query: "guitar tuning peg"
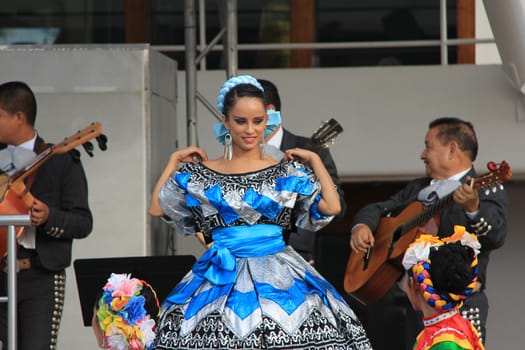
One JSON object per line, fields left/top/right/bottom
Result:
{"left": 485, "top": 189, "right": 490, "bottom": 196}
{"left": 492, "top": 187, "right": 498, "bottom": 193}
{"left": 82, "top": 141, "right": 94, "bottom": 157}
{"left": 96, "top": 134, "right": 108, "bottom": 151}
{"left": 487, "top": 161, "right": 498, "bottom": 171}
{"left": 71, "top": 149, "right": 81, "bottom": 161}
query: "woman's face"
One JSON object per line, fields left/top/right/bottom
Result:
{"left": 222, "top": 97, "right": 267, "bottom": 154}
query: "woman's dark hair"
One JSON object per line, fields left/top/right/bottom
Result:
{"left": 222, "top": 83, "right": 266, "bottom": 117}
{"left": 429, "top": 241, "right": 474, "bottom": 295}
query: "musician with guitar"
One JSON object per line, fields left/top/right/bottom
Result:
{"left": 0, "top": 81, "right": 93, "bottom": 350}
{"left": 348, "top": 117, "right": 507, "bottom": 347}
{"left": 258, "top": 79, "right": 346, "bottom": 264}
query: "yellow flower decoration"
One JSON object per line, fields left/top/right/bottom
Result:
{"left": 111, "top": 296, "right": 130, "bottom": 311}
{"left": 441, "top": 225, "right": 467, "bottom": 243}
{"left": 442, "top": 225, "right": 481, "bottom": 255}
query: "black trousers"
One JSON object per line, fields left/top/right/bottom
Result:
{"left": 0, "top": 268, "right": 66, "bottom": 350}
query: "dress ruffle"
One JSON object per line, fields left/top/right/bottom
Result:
{"left": 158, "top": 161, "right": 333, "bottom": 236}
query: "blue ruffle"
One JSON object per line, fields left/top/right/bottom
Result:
{"left": 310, "top": 193, "right": 329, "bottom": 221}
{"left": 175, "top": 172, "right": 190, "bottom": 189}
{"left": 276, "top": 175, "right": 313, "bottom": 195}
{"left": 243, "top": 188, "right": 282, "bottom": 219}
{"left": 226, "top": 289, "right": 259, "bottom": 320}
{"left": 255, "top": 280, "right": 307, "bottom": 315}
{"left": 206, "top": 184, "right": 240, "bottom": 224}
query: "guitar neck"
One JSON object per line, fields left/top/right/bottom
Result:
{"left": 9, "top": 147, "right": 54, "bottom": 184}
{"left": 400, "top": 192, "right": 454, "bottom": 235}
{"left": 8, "top": 122, "right": 104, "bottom": 185}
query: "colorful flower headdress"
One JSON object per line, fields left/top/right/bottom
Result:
{"left": 401, "top": 225, "right": 481, "bottom": 311}
{"left": 96, "top": 273, "right": 160, "bottom": 350}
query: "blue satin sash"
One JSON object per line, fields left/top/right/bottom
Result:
{"left": 164, "top": 224, "right": 284, "bottom": 306}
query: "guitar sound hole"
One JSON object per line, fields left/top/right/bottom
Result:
{"left": 392, "top": 227, "right": 403, "bottom": 243}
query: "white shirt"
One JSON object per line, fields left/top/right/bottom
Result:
{"left": 432, "top": 168, "right": 471, "bottom": 184}
{"left": 266, "top": 125, "right": 284, "bottom": 149}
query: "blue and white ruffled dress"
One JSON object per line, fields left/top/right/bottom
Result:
{"left": 154, "top": 161, "right": 372, "bottom": 349}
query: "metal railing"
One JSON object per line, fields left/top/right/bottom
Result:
{"left": 0, "top": 214, "right": 31, "bottom": 350}
{"left": 151, "top": 0, "right": 496, "bottom": 70}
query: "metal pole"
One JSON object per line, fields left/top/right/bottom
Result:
{"left": 0, "top": 214, "right": 31, "bottom": 350}
{"left": 153, "top": 37, "right": 495, "bottom": 54}
{"left": 198, "top": 0, "right": 206, "bottom": 71}
{"left": 440, "top": 0, "right": 448, "bottom": 65}
{"left": 185, "top": 0, "right": 199, "bottom": 146}
{"left": 224, "top": 0, "right": 238, "bottom": 78}
{"left": 7, "top": 224, "right": 17, "bottom": 350}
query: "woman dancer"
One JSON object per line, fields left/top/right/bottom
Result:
{"left": 149, "top": 75, "right": 372, "bottom": 349}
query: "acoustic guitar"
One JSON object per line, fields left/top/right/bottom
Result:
{"left": 344, "top": 161, "right": 512, "bottom": 305}
{"left": 0, "top": 122, "right": 107, "bottom": 257}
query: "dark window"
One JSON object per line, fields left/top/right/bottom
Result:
{"left": 0, "top": 0, "right": 459, "bottom": 69}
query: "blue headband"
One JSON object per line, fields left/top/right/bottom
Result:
{"left": 216, "top": 75, "right": 264, "bottom": 113}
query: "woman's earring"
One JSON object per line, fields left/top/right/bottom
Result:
{"left": 223, "top": 132, "right": 232, "bottom": 160}
{"left": 260, "top": 136, "right": 266, "bottom": 160}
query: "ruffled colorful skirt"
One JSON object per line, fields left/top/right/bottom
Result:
{"left": 153, "top": 226, "right": 371, "bottom": 349}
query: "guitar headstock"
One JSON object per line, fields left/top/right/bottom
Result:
{"left": 9, "top": 122, "right": 107, "bottom": 184}
{"left": 53, "top": 122, "right": 107, "bottom": 156}
{"left": 473, "top": 161, "right": 512, "bottom": 194}
{"left": 310, "top": 118, "right": 343, "bottom": 148}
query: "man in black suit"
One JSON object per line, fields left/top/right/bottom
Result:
{"left": 0, "top": 81, "right": 93, "bottom": 350}
{"left": 350, "top": 117, "right": 507, "bottom": 347}
{"left": 258, "top": 79, "right": 346, "bottom": 263}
